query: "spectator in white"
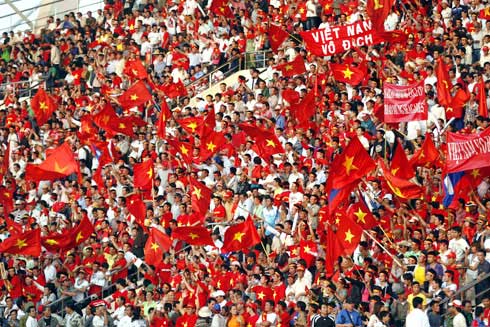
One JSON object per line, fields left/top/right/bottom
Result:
{"left": 289, "top": 182, "right": 304, "bottom": 212}
{"left": 148, "top": 25, "right": 162, "bottom": 46}
{"left": 255, "top": 300, "right": 277, "bottom": 326}
{"left": 448, "top": 300, "right": 468, "bottom": 327}
{"left": 64, "top": 302, "right": 83, "bottom": 327}
{"left": 188, "top": 45, "right": 202, "bottom": 68}
{"left": 25, "top": 307, "right": 38, "bottom": 327}
{"left": 73, "top": 269, "right": 90, "bottom": 303}
{"left": 290, "top": 265, "right": 312, "bottom": 303}
{"left": 43, "top": 256, "right": 57, "bottom": 283}
{"left": 50, "top": 43, "right": 61, "bottom": 66}
{"left": 440, "top": 0, "right": 452, "bottom": 27}
{"left": 92, "top": 303, "right": 109, "bottom": 327}
{"left": 117, "top": 305, "right": 133, "bottom": 327}
{"left": 405, "top": 297, "right": 430, "bottom": 327}
{"left": 449, "top": 226, "right": 470, "bottom": 263}
{"left": 233, "top": 193, "right": 253, "bottom": 220}
{"left": 182, "top": 0, "right": 199, "bottom": 16}
{"left": 384, "top": 10, "right": 399, "bottom": 31}
{"left": 140, "top": 35, "right": 152, "bottom": 57}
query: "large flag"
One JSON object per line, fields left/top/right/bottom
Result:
{"left": 326, "top": 137, "right": 376, "bottom": 191}
{"left": 328, "top": 181, "right": 357, "bottom": 215}
{"left": 133, "top": 160, "right": 154, "bottom": 190}
{"left": 31, "top": 88, "right": 57, "bottom": 126}
{"left": 479, "top": 7, "right": 490, "bottom": 19}
{"left": 325, "top": 226, "right": 343, "bottom": 274}
{"left": 275, "top": 55, "right": 306, "bottom": 77}
{"left": 408, "top": 133, "right": 439, "bottom": 168}
{"left": 366, "top": 0, "right": 393, "bottom": 31}
{"left": 70, "top": 215, "right": 95, "bottom": 248}
{"left": 347, "top": 200, "right": 378, "bottom": 229}
{"left": 446, "top": 87, "right": 470, "bottom": 120}
{"left": 209, "top": 0, "right": 234, "bottom": 18}
{"left": 126, "top": 194, "right": 148, "bottom": 227}
{"left": 145, "top": 228, "right": 171, "bottom": 265}
{"left": 435, "top": 58, "right": 452, "bottom": 108}
{"left": 25, "top": 143, "right": 80, "bottom": 181}
{"left": 446, "top": 127, "right": 490, "bottom": 173}
{"left": 118, "top": 81, "right": 152, "bottom": 109}
{"left": 0, "top": 229, "right": 41, "bottom": 257}
{"left": 156, "top": 100, "right": 172, "bottom": 139}
{"left": 189, "top": 178, "right": 212, "bottom": 215}
{"left": 238, "top": 123, "right": 285, "bottom": 161}
{"left": 293, "top": 91, "right": 316, "bottom": 125}
{"left": 177, "top": 116, "right": 204, "bottom": 135}
{"left": 383, "top": 81, "right": 428, "bottom": 122}
{"left": 172, "top": 226, "right": 214, "bottom": 246}
{"left": 162, "top": 80, "right": 188, "bottom": 98}
{"left": 330, "top": 63, "right": 366, "bottom": 85}
{"left": 166, "top": 139, "right": 194, "bottom": 164}
{"left": 390, "top": 139, "right": 415, "bottom": 180}
{"left": 268, "top": 24, "right": 289, "bottom": 52}
{"left": 222, "top": 217, "right": 261, "bottom": 253}
{"left": 43, "top": 215, "right": 95, "bottom": 251}
{"left": 380, "top": 160, "right": 423, "bottom": 199}
{"left": 199, "top": 131, "right": 227, "bottom": 161}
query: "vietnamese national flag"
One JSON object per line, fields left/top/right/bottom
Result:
{"left": 123, "top": 59, "right": 148, "bottom": 80}
{"left": 189, "top": 177, "right": 212, "bottom": 215}
{"left": 299, "top": 240, "right": 318, "bottom": 267}
{"left": 479, "top": 7, "right": 490, "bottom": 19}
{"left": 133, "top": 160, "right": 154, "bottom": 190}
{"left": 71, "top": 215, "right": 95, "bottom": 247}
{"left": 328, "top": 181, "right": 357, "bottom": 215}
{"left": 163, "top": 80, "right": 188, "bottom": 99}
{"left": 366, "top": 0, "right": 393, "bottom": 31}
{"left": 171, "top": 226, "right": 214, "bottom": 246}
{"left": 201, "top": 109, "right": 217, "bottom": 137}
{"left": 31, "top": 88, "right": 57, "bottom": 126}
{"left": 222, "top": 217, "right": 261, "bottom": 253}
{"left": 435, "top": 58, "right": 452, "bottom": 108}
{"left": 156, "top": 100, "right": 172, "bottom": 139}
{"left": 25, "top": 142, "right": 80, "bottom": 182}
{"left": 199, "top": 131, "right": 227, "bottom": 161}
{"left": 145, "top": 228, "right": 171, "bottom": 265}
{"left": 446, "top": 87, "right": 470, "bottom": 120}
{"left": 390, "top": 139, "right": 415, "bottom": 180}
{"left": 320, "top": 0, "right": 334, "bottom": 14}
{"left": 275, "top": 55, "right": 306, "bottom": 77}
{"left": 478, "top": 77, "right": 488, "bottom": 118}
{"left": 292, "top": 91, "right": 316, "bottom": 125}
{"left": 166, "top": 139, "right": 194, "bottom": 164}
{"left": 5, "top": 217, "right": 22, "bottom": 235}
{"left": 330, "top": 63, "right": 366, "bottom": 85}
{"left": 326, "top": 136, "right": 376, "bottom": 192}
{"left": 408, "top": 133, "right": 440, "bottom": 168}
{"left": 0, "top": 187, "right": 14, "bottom": 217}
{"left": 347, "top": 199, "right": 378, "bottom": 229}
{"left": 380, "top": 160, "right": 424, "bottom": 199}
{"left": 126, "top": 194, "right": 148, "bottom": 227}
{"left": 268, "top": 24, "right": 289, "bottom": 52}
{"left": 118, "top": 81, "right": 152, "bottom": 109}
{"left": 238, "top": 123, "right": 285, "bottom": 161}
{"left": 0, "top": 229, "right": 41, "bottom": 257}
{"left": 335, "top": 216, "right": 363, "bottom": 255}
{"left": 210, "top": 0, "right": 234, "bottom": 18}
{"left": 177, "top": 116, "right": 204, "bottom": 135}
{"left": 325, "top": 226, "right": 343, "bottom": 274}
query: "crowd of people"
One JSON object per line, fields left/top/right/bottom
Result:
{"left": 1, "top": 0, "right": 490, "bottom": 326}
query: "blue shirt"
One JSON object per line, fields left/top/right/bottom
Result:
{"left": 335, "top": 309, "right": 362, "bottom": 327}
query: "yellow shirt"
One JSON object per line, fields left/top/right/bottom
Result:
{"left": 407, "top": 293, "right": 426, "bottom": 311}
{"left": 413, "top": 265, "right": 426, "bottom": 285}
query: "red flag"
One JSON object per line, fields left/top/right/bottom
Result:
{"left": 171, "top": 52, "right": 190, "bottom": 70}
{"left": 347, "top": 200, "right": 377, "bottom": 229}
{"left": 320, "top": 0, "right": 334, "bottom": 14}
{"left": 390, "top": 139, "right": 415, "bottom": 179}
{"left": 71, "top": 215, "right": 95, "bottom": 247}
{"left": 479, "top": 7, "right": 490, "bottom": 19}
{"left": 326, "top": 136, "right": 376, "bottom": 191}
{"left": 199, "top": 131, "right": 227, "bottom": 161}
{"left": 166, "top": 139, "right": 194, "bottom": 164}
{"left": 366, "top": 0, "right": 393, "bottom": 31}
{"left": 222, "top": 218, "right": 261, "bottom": 253}
{"left": 172, "top": 226, "right": 214, "bottom": 246}
{"left": 210, "top": 0, "right": 234, "bottom": 18}
{"left": 177, "top": 116, "right": 204, "bottom": 135}
{"left": 325, "top": 226, "right": 343, "bottom": 274}
{"left": 275, "top": 55, "right": 306, "bottom": 77}
{"left": 238, "top": 123, "right": 285, "bottom": 161}
{"left": 201, "top": 109, "right": 216, "bottom": 137}
{"left": 328, "top": 181, "right": 357, "bottom": 215}
{"left": 330, "top": 63, "right": 366, "bottom": 85}
{"left": 5, "top": 217, "right": 22, "bottom": 235}
{"left": 163, "top": 80, "right": 188, "bottom": 98}
{"left": 25, "top": 143, "right": 80, "bottom": 182}
{"left": 299, "top": 240, "right": 318, "bottom": 267}
{"left": 113, "top": 0, "right": 123, "bottom": 18}
{"left": 435, "top": 58, "right": 452, "bottom": 108}
{"left": 124, "top": 59, "right": 148, "bottom": 80}
{"left": 380, "top": 160, "right": 424, "bottom": 199}
{"left": 133, "top": 160, "right": 154, "bottom": 190}
{"left": 0, "top": 143, "right": 10, "bottom": 179}
{"left": 268, "top": 24, "right": 289, "bottom": 52}
{"left": 189, "top": 177, "right": 212, "bottom": 215}
{"left": 126, "top": 194, "right": 147, "bottom": 227}
{"left": 157, "top": 100, "right": 172, "bottom": 139}
{"left": 292, "top": 91, "right": 316, "bottom": 125}
{"left": 478, "top": 77, "right": 488, "bottom": 118}
{"left": 118, "top": 81, "right": 152, "bottom": 109}
{"left": 335, "top": 216, "right": 363, "bottom": 255}
{"left": 409, "top": 133, "right": 440, "bottom": 168}
{"left": 31, "top": 88, "right": 56, "bottom": 126}
{"left": 145, "top": 228, "right": 171, "bottom": 265}
{"left": 0, "top": 229, "right": 41, "bottom": 257}
{"left": 376, "top": 30, "right": 408, "bottom": 44}
{"left": 446, "top": 87, "right": 470, "bottom": 120}
{"left": 43, "top": 215, "right": 94, "bottom": 251}
{"left": 0, "top": 187, "right": 14, "bottom": 217}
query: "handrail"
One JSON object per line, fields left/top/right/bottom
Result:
{"left": 439, "top": 270, "right": 490, "bottom": 307}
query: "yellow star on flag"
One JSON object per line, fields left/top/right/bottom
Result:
{"left": 354, "top": 208, "right": 367, "bottom": 224}
{"left": 266, "top": 139, "right": 276, "bottom": 147}
{"left": 151, "top": 242, "right": 159, "bottom": 252}
{"left": 233, "top": 231, "right": 245, "bottom": 242}
{"left": 146, "top": 167, "right": 153, "bottom": 179}
{"left": 16, "top": 239, "right": 27, "bottom": 249}
{"left": 485, "top": 7, "right": 490, "bottom": 16}
{"left": 76, "top": 232, "right": 84, "bottom": 243}
{"left": 189, "top": 233, "right": 199, "bottom": 240}
{"left": 187, "top": 122, "right": 198, "bottom": 132}
{"left": 130, "top": 94, "right": 138, "bottom": 101}
{"left": 54, "top": 161, "right": 68, "bottom": 174}
{"left": 391, "top": 167, "right": 400, "bottom": 176}
{"left": 101, "top": 115, "right": 110, "bottom": 125}
{"left": 257, "top": 291, "right": 265, "bottom": 300}
{"left": 303, "top": 245, "right": 311, "bottom": 254}
{"left": 291, "top": 247, "right": 299, "bottom": 256}
{"left": 344, "top": 229, "right": 355, "bottom": 243}
{"left": 419, "top": 150, "right": 425, "bottom": 158}
{"left": 386, "top": 180, "right": 404, "bottom": 198}
{"left": 471, "top": 169, "right": 480, "bottom": 179}
{"left": 285, "top": 64, "right": 293, "bottom": 71}
{"left": 192, "top": 186, "right": 202, "bottom": 200}
{"left": 342, "top": 67, "right": 354, "bottom": 79}
{"left": 118, "top": 123, "right": 126, "bottom": 129}
{"left": 342, "top": 155, "right": 358, "bottom": 175}
{"left": 45, "top": 239, "right": 59, "bottom": 245}
{"left": 206, "top": 142, "right": 217, "bottom": 152}
{"left": 180, "top": 145, "right": 189, "bottom": 155}
{"left": 39, "top": 102, "right": 48, "bottom": 111}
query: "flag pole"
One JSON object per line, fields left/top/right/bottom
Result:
{"left": 362, "top": 230, "right": 403, "bottom": 268}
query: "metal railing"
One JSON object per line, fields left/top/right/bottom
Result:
{"left": 439, "top": 270, "right": 490, "bottom": 312}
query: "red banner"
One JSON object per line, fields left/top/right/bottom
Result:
{"left": 446, "top": 128, "right": 490, "bottom": 173}
{"left": 383, "top": 81, "right": 428, "bottom": 123}
{"left": 300, "top": 20, "right": 382, "bottom": 56}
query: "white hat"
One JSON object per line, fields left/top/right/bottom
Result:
{"left": 212, "top": 290, "right": 226, "bottom": 297}
{"left": 102, "top": 237, "right": 110, "bottom": 243}
{"left": 198, "top": 306, "right": 212, "bottom": 318}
